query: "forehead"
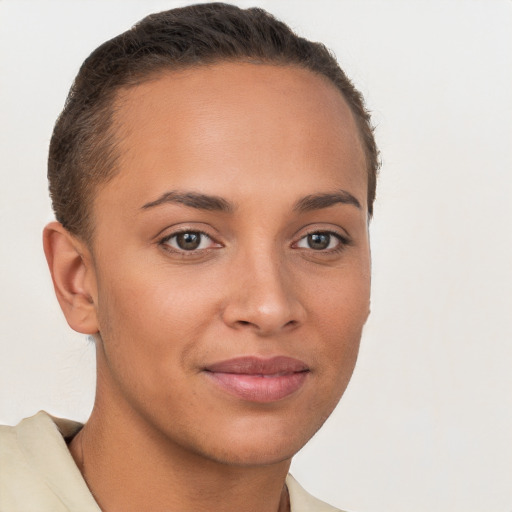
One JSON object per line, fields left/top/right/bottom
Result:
{"left": 99, "top": 62, "right": 367, "bottom": 212}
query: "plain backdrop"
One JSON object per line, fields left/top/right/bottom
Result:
{"left": 1, "top": 1, "right": 511, "bottom": 511}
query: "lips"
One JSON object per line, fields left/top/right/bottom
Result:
{"left": 203, "top": 356, "right": 309, "bottom": 403}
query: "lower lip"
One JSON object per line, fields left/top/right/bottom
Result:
{"left": 205, "top": 371, "right": 309, "bottom": 403}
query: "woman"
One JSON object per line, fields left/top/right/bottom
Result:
{"left": 0, "top": 4, "right": 378, "bottom": 511}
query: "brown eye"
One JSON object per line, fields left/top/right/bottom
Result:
{"left": 295, "top": 231, "right": 344, "bottom": 251}
{"left": 163, "top": 231, "right": 215, "bottom": 251}
{"left": 307, "top": 233, "right": 331, "bottom": 250}
{"left": 176, "top": 232, "right": 201, "bottom": 250}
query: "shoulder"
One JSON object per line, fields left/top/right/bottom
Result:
{"left": 286, "top": 474, "right": 349, "bottom": 512}
{"left": 0, "top": 411, "right": 100, "bottom": 512}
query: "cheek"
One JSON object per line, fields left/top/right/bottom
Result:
{"left": 309, "top": 267, "right": 370, "bottom": 376}
{"left": 94, "top": 264, "right": 221, "bottom": 377}
{"left": 97, "top": 258, "right": 215, "bottom": 327}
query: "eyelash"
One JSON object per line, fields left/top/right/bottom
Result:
{"left": 158, "top": 229, "right": 351, "bottom": 255}
{"left": 293, "top": 230, "right": 351, "bottom": 254}
{"left": 159, "top": 229, "right": 219, "bottom": 255}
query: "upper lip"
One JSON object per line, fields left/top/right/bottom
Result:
{"left": 204, "top": 356, "right": 309, "bottom": 375}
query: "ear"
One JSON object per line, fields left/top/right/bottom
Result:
{"left": 43, "top": 222, "right": 99, "bottom": 335}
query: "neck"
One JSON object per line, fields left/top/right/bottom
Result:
{"left": 69, "top": 367, "right": 291, "bottom": 512}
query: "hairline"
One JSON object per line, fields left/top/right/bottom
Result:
{"left": 81, "top": 59, "right": 372, "bottom": 246}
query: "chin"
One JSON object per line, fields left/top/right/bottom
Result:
{"left": 188, "top": 414, "right": 326, "bottom": 468}
{"left": 205, "top": 439, "right": 299, "bottom": 467}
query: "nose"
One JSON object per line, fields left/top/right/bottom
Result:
{"left": 221, "top": 249, "right": 306, "bottom": 336}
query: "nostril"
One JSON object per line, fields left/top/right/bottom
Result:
{"left": 233, "top": 318, "right": 300, "bottom": 331}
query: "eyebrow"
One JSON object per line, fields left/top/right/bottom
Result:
{"left": 141, "top": 191, "right": 234, "bottom": 212}
{"left": 141, "top": 189, "right": 361, "bottom": 213}
{"left": 293, "top": 190, "right": 361, "bottom": 212}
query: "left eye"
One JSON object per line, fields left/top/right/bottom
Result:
{"left": 296, "top": 232, "right": 341, "bottom": 251}
{"left": 163, "top": 231, "right": 215, "bottom": 251}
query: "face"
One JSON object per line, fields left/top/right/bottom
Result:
{"left": 87, "top": 63, "right": 370, "bottom": 466}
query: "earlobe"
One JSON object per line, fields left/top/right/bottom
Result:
{"left": 43, "top": 222, "right": 99, "bottom": 335}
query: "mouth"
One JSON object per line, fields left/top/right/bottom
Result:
{"left": 203, "top": 356, "right": 310, "bottom": 403}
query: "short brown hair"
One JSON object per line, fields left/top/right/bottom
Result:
{"left": 48, "top": 2, "right": 379, "bottom": 241}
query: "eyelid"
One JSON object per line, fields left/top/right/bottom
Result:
{"left": 153, "top": 221, "right": 219, "bottom": 240}
{"left": 291, "top": 226, "right": 353, "bottom": 254}
{"left": 293, "top": 223, "right": 351, "bottom": 243}
{"left": 157, "top": 226, "right": 223, "bottom": 254}
{"left": 163, "top": 230, "right": 212, "bottom": 247}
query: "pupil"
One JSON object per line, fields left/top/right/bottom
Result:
{"left": 177, "top": 232, "right": 201, "bottom": 250}
{"left": 308, "top": 233, "right": 330, "bottom": 250}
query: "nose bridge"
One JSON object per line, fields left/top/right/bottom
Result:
{"left": 222, "top": 238, "right": 305, "bottom": 334}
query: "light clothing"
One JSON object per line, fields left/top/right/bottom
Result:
{"left": 0, "top": 411, "right": 344, "bottom": 511}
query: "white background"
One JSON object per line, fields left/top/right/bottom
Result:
{"left": 1, "top": 1, "right": 511, "bottom": 511}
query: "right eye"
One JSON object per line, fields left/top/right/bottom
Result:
{"left": 160, "top": 231, "right": 218, "bottom": 252}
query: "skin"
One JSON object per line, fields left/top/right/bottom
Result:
{"left": 44, "top": 63, "right": 371, "bottom": 512}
